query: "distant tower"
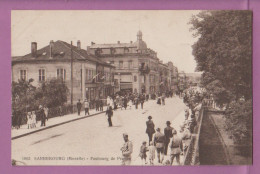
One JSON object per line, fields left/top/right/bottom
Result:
{"left": 137, "top": 30, "right": 143, "bottom": 41}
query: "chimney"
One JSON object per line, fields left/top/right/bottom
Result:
{"left": 130, "top": 41, "right": 133, "bottom": 44}
{"left": 91, "top": 42, "right": 95, "bottom": 46}
{"left": 117, "top": 41, "right": 120, "bottom": 44}
{"left": 77, "top": 40, "right": 81, "bottom": 49}
{"left": 31, "top": 42, "right": 37, "bottom": 57}
{"left": 50, "top": 40, "right": 54, "bottom": 58}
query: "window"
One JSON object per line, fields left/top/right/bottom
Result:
{"left": 119, "top": 61, "right": 123, "bottom": 69}
{"left": 128, "top": 60, "right": 133, "bottom": 69}
{"left": 134, "top": 75, "right": 137, "bottom": 82}
{"left": 39, "top": 69, "right": 45, "bottom": 82}
{"left": 57, "top": 68, "right": 66, "bottom": 81}
{"left": 20, "top": 70, "right": 27, "bottom": 80}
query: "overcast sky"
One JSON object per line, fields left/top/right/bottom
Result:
{"left": 11, "top": 10, "right": 201, "bottom": 73}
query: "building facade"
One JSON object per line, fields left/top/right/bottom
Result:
{"left": 12, "top": 40, "right": 115, "bottom": 105}
{"left": 87, "top": 31, "right": 173, "bottom": 95}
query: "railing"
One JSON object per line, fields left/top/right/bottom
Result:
{"left": 182, "top": 107, "right": 205, "bottom": 165}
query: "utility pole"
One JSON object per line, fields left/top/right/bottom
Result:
{"left": 71, "top": 41, "right": 73, "bottom": 106}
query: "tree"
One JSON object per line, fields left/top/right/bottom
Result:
{"left": 190, "top": 11, "right": 252, "bottom": 104}
{"left": 34, "top": 78, "right": 69, "bottom": 108}
{"left": 189, "top": 11, "right": 252, "bottom": 146}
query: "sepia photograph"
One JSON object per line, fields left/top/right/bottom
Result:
{"left": 11, "top": 10, "right": 252, "bottom": 166}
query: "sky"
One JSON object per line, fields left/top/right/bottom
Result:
{"left": 11, "top": 10, "right": 201, "bottom": 73}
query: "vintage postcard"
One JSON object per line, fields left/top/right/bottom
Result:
{"left": 11, "top": 10, "right": 252, "bottom": 166}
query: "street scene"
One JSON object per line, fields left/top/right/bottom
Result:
{"left": 11, "top": 10, "right": 252, "bottom": 166}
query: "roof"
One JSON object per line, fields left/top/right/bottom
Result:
{"left": 89, "top": 43, "right": 136, "bottom": 49}
{"left": 12, "top": 40, "right": 114, "bottom": 67}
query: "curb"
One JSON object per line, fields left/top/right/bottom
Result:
{"left": 11, "top": 110, "right": 107, "bottom": 140}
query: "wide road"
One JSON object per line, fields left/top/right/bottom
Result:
{"left": 12, "top": 97, "right": 186, "bottom": 166}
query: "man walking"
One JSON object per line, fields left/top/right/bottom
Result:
{"left": 146, "top": 116, "right": 155, "bottom": 142}
{"left": 121, "top": 133, "right": 133, "bottom": 165}
{"left": 39, "top": 105, "right": 46, "bottom": 127}
{"left": 140, "top": 96, "right": 144, "bottom": 109}
{"left": 164, "top": 121, "right": 176, "bottom": 155}
{"left": 170, "top": 132, "right": 183, "bottom": 165}
{"left": 106, "top": 106, "right": 113, "bottom": 127}
{"left": 154, "top": 128, "right": 166, "bottom": 163}
{"left": 84, "top": 99, "right": 90, "bottom": 116}
{"left": 76, "top": 99, "right": 82, "bottom": 116}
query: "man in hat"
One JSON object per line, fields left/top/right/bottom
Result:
{"left": 146, "top": 116, "right": 155, "bottom": 142}
{"left": 154, "top": 128, "right": 166, "bottom": 163}
{"left": 39, "top": 105, "right": 46, "bottom": 127}
{"left": 164, "top": 121, "right": 176, "bottom": 155}
{"left": 120, "top": 133, "right": 133, "bottom": 165}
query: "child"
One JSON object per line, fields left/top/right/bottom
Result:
{"left": 148, "top": 141, "right": 156, "bottom": 165}
{"left": 139, "top": 141, "right": 149, "bottom": 165}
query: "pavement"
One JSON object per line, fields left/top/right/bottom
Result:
{"left": 12, "top": 108, "right": 106, "bottom": 139}
{"left": 12, "top": 96, "right": 187, "bottom": 166}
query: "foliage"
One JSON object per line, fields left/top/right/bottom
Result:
{"left": 189, "top": 11, "right": 252, "bottom": 104}
{"left": 189, "top": 11, "right": 252, "bottom": 146}
{"left": 34, "top": 78, "right": 69, "bottom": 108}
{"left": 225, "top": 100, "right": 252, "bottom": 145}
{"left": 12, "top": 78, "right": 69, "bottom": 121}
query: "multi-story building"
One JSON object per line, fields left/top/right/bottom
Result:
{"left": 87, "top": 30, "right": 174, "bottom": 95}
{"left": 167, "top": 61, "right": 179, "bottom": 93}
{"left": 178, "top": 71, "right": 187, "bottom": 92}
{"left": 12, "top": 40, "right": 115, "bottom": 104}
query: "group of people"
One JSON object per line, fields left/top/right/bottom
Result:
{"left": 144, "top": 116, "right": 185, "bottom": 165}
{"left": 120, "top": 115, "right": 191, "bottom": 166}
{"left": 26, "top": 105, "right": 49, "bottom": 129}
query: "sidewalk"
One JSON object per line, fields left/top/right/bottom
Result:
{"left": 12, "top": 99, "right": 158, "bottom": 140}
{"left": 11, "top": 108, "right": 107, "bottom": 140}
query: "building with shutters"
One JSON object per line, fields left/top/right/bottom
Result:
{"left": 12, "top": 40, "right": 115, "bottom": 105}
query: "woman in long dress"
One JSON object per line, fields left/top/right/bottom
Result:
{"left": 27, "top": 111, "right": 32, "bottom": 129}
{"left": 32, "top": 111, "right": 37, "bottom": 128}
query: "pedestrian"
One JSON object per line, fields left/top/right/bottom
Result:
{"left": 106, "top": 106, "right": 113, "bottom": 127}
{"left": 157, "top": 96, "right": 161, "bottom": 105}
{"left": 123, "top": 96, "right": 128, "bottom": 110}
{"left": 77, "top": 99, "right": 82, "bottom": 116}
{"left": 154, "top": 128, "right": 166, "bottom": 163}
{"left": 99, "top": 99, "right": 103, "bottom": 111}
{"left": 84, "top": 99, "right": 90, "bottom": 116}
{"left": 162, "top": 95, "right": 165, "bottom": 105}
{"left": 135, "top": 97, "right": 139, "bottom": 109}
{"left": 146, "top": 116, "right": 155, "bottom": 142}
{"left": 140, "top": 97, "right": 144, "bottom": 109}
{"left": 164, "top": 121, "right": 176, "bottom": 155}
{"left": 39, "top": 105, "right": 46, "bottom": 127}
{"left": 148, "top": 141, "right": 156, "bottom": 165}
{"left": 27, "top": 111, "right": 32, "bottom": 129}
{"left": 139, "top": 141, "right": 149, "bottom": 165}
{"left": 181, "top": 125, "right": 192, "bottom": 153}
{"left": 96, "top": 99, "right": 100, "bottom": 111}
{"left": 170, "top": 132, "right": 183, "bottom": 165}
{"left": 44, "top": 106, "right": 49, "bottom": 121}
{"left": 128, "top": 99, "right": 132, "bottom": 109}
{"left": 121, "top": 133, "right": 133, "bottom": 165}
{"left": 32, "top": 111, "right": 37, "bottom": 128}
